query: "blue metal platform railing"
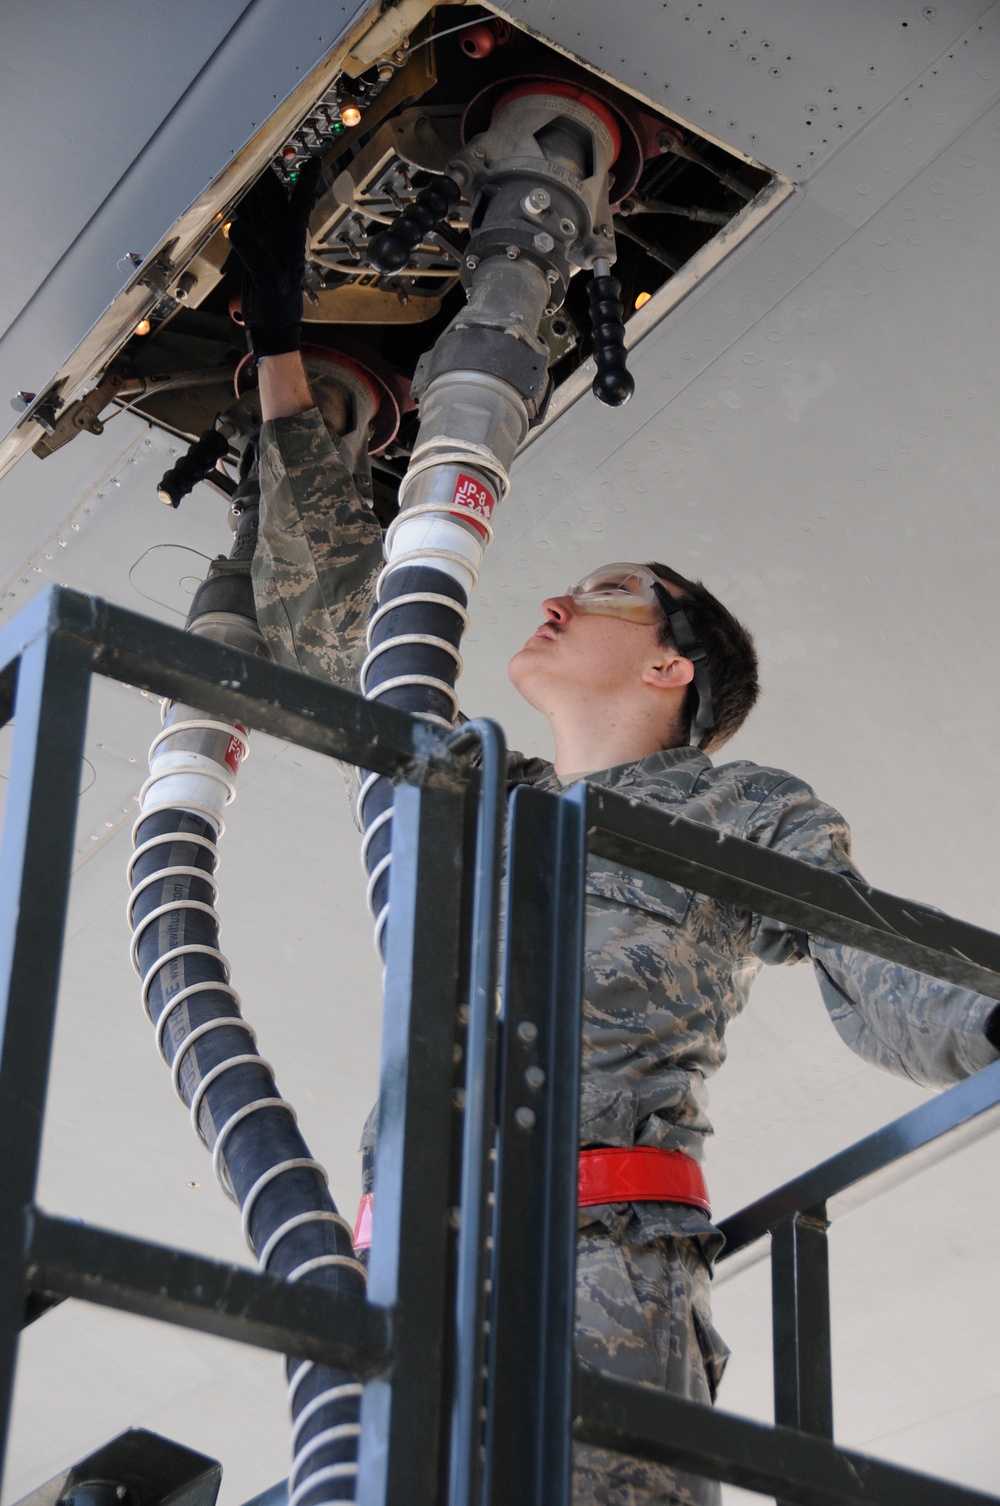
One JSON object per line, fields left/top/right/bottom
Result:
{"left": 1, "top": 587, "right": 998, "bottom": 1506}
{"left": 489, "top": 781, "right": 1000, "bottom": 1506}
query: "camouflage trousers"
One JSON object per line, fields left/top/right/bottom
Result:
{"left": 574, "top": 1228, "right": 729, "bottom": 1506}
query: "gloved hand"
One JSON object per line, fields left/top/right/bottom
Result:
{"left": 228, "top": 158, "right": 322, "bottom": 357}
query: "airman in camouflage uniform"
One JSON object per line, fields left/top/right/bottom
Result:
{"left": 251, "top": 405, "right": 1000, "bottom": 1506}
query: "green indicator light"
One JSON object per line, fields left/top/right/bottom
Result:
{"left": 332, "top": 121, "right": 345, "bottom": 134}
{"left": 289, "top": 170, "right": 300, "bottom": 182}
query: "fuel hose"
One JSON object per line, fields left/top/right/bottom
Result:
{"left": 128, "top": 528, "right": 364, "bottom": 1504}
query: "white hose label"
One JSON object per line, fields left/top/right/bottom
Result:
{"left": 452, "top": 474, "right": 496, "bottom": 539}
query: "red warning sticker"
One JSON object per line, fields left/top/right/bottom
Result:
{"left": 450, "top": 472, "right": 496, "bottom": 538}
{"left": 224, "top": 723, "right": 249, "bottom": 775}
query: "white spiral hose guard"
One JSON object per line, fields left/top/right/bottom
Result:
{"left": 357, "top": 370, "right": 528, "bottom": 957}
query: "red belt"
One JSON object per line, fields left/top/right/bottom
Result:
{"left": 354, "top": 1147, "right": 708, "bottom": 1250}
{"left": 354, "top": 1192, "right": 374, "bottom": 1251}
{"left": 578, "top": 1146, "right": 710, "bottom": 1213}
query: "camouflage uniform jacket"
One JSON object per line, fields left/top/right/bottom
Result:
{"left": 254, "top": 409, "right": 1000, "bottom": 1254}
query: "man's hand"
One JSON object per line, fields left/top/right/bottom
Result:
{"left": 228, "top": 159, "right": 322, "bottom": 358}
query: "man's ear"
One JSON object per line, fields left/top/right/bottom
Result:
{"left": 641, "top": 651, "right": 695, "bottom": 692}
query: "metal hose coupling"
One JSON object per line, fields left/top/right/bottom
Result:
{"left": 355, "top": 86, "right": 618, "bottom": 946}
{"left": 129, "top": 588, "right": 365, "bottom": 1501}
{"left": 357, "top": 369, "right": 528, "bottom": 953}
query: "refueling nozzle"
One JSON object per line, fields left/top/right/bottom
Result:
{"left": 357, "top": 83, "right": 634, "bottom": 956}
{"left": 367, "top": 83, "right": 634, "bottom": 418}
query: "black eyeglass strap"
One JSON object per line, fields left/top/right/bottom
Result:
{"left": 651, "top": 583, "right": 716, "bottom": 749}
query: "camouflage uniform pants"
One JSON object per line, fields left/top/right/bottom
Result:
{"left": 574, "top": 1228, "right": 728, "bottom": 1506}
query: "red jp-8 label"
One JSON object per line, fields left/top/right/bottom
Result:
{"left": 450, "top": 473, "right": 496, "bottom": 538}
{"left": 224, "top": 723, "right": 249, "bottom": 775}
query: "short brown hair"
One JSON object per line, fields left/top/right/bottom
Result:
{"left": 646, "top": 562, "right": 760, "bottom": 754}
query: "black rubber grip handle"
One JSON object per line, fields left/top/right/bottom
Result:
{"left": 368, "top": 176, "right": 462, "bottom": 275}
{"left": 588, "top": 273, "right": 635, "bottom": 407}
{"left": 157, "top": 429, "right": 230, "bottom": 508}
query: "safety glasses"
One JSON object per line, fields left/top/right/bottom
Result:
{"left": 567, "top": 562, "right": 669, "bottom": 624}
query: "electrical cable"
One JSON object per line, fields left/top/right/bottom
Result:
{"left": 406, "top": 16, "right": 497, "bottom": 52}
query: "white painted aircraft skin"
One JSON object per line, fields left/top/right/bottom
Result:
{"left": 0, "top": 3, "right": 998, "bottom": 1502}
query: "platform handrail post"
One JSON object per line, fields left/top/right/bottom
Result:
{"left": 484, "top": 782, "right": 587, "bottom": 1506}
{"left": 357, "top": 772, "right": 473, "bottom": 1506}
{"left": 771, "top": 1204, "right": 834, "bottom": 1446}
{"left": 0, "top": 627, "right": 92, "bottom": 1487}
